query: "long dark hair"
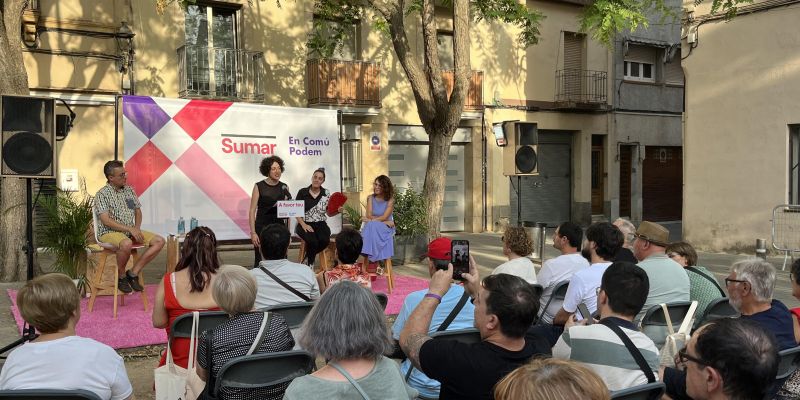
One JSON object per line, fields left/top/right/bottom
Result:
{"left": 175, "top": 226, "right": 221, "bottom": 292}
{"left": 374, "top": 175, "right": 394, "bottom": 201}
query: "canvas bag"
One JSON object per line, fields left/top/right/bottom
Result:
{"left": 658, "top": 301, "right": 698, "bottom": 367}
{"left": 155, "top": 311, "right": 206, "bottom": 400}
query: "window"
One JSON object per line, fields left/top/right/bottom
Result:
{"left": 184, "top": 4, "right": 240, "bottom": 97}
{"left": 342, "top": 125, "right": 362, "bottom": 192}
{"left": 664, "top": 48, "right": 684, "bottom": 85}
{"left": 790, "top": 125, "right": 800, "bottom": 204}
{"left": 437, "top": 31, "right": 454, "bottom": 70}
{"left": 624, "top": 44, "right": 656, "bottom": 83}
{"left": 308, "top": 16, "right": 359, "bottom": 60}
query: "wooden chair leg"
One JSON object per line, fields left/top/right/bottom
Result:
{"left": 384, "top": 258, "right": 394, "bottom": 294}
{"left": 87, "top": 252, "right": 108, "bottom": 312}
{"left": 113, "top": 261, "right": 119, "bottom": 319}
{"left": 131, "top": 250, "right": 148, "bottom": 312}
{"left": 319, "top": 248, "right": 330, "bottom": 271}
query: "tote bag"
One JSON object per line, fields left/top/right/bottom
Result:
{"left": 155, "top": 311, "right": 206, "bottom": 400}
{"left": 659, "top": 301, "right": 698, "bottom": 367}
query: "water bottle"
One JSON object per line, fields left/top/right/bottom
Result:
{"left": 190, "top": 217, "right": 198, "bottom": 231}
{"left": 177, "top": 217, "right": 185, "bottom": 235}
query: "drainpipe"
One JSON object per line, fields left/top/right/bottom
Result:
{"left": 481, "top": 112, "right": 487, "bottom": 231}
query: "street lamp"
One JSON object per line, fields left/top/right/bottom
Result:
{"left": 116, "top": 21, "right": 135, "bottom": 74}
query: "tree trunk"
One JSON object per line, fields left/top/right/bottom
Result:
{"left": 0, "top": 1, "right": 34, "bottom": 282}
{"left": 422, "top": 132, "right": 454, "bottom": 239}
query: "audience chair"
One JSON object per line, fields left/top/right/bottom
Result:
{"left": 297, "top": 237, "right": 335, "bottom": 272}
{"left": 777, "top": 345, "right": 800, "bottom": 380}
{"left": 609, "top": 382, "right": 666, "bottom": 400}
{"left": 693, "top": 297, "right": 739, "bottom": 330}
{"left": 170, "top": 311, "right": 230, "bottom": 345}
{"left": 211, "top": 350, "right": 315, "bottom": 398}
{"left": 375, "top": 292, "right": 388, "bottom": 310}
{"left": 639, "top": 301, "right": 694, "bottom": 348}
{"left": 262, "top": 302, "right": 315, "bottom": 330}
{"left": 0, "top": 389, "right": 102, "bottom": 400}
{"left": 537, "top": 280, "right": 570, "bottom": 325}
{"left": 87, "top": 208, "right": 146, "bottom": 319}
{"left": 430, "top": 327, "right": 482, "bottom": 344}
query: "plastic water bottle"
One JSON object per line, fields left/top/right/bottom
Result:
{"left": 190, "top": 217, "right": 198, "bottom": 231}
{"left": 177, "top": 217, "right": 185, "bottom": 235}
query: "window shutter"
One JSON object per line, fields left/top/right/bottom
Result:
{"left": 626, "top": 44, "right": 656, "bottom": 64}
{"left": 665, "top": 52, "right": 684, "bottom": 85}
{"left": 563, "top": 33, "right": 585, "bottom": 71}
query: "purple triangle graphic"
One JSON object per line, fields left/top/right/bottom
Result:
{"left": 122, "top": 96, "right": 171, "bottom": 139}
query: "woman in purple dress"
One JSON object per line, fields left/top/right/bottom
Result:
{"left": 360, "top": 175, "right": 395, "bottom": 267}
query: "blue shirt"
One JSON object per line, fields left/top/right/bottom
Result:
{"left": 741, "top": 299, "right": 796, "bottom": 350}
{"left": 391, "top": 285, "right": 475, "bottom": 398}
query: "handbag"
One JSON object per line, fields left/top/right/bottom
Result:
{"left": 658, "top": 301, "right": 698, "bottom": 367}
{"left": 155, "top": 311, "right": 204, "bottom": 400}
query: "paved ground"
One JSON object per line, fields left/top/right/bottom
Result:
{"left": 0, "top": 230, "right": 797, "bottom": 399}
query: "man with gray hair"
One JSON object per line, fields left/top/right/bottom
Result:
{"left": 612, "top": 218, "right": 637, "bottom": 263}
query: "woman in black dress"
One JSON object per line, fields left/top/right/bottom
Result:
{"left": 248, "top": 156, "right": 291, "bottom": 267}
{"left": 295, "top": 168, "right": 340, "bottom": 266}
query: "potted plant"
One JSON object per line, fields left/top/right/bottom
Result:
{"left": 37, "top": 184, "right": 94, "bottom": 294}
{"left": 342, "top": 203, "right": 363, "bottom": 230}
{"left": 392, "top": 185, "right": 428, "bottom": 265}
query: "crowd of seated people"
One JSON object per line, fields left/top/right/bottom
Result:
{"left": 4, "top": 219, "right": 799, "bottom": 400}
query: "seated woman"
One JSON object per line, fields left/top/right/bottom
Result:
{"left": 319, "top": 227, "right": 371, "bottom": 292}
{"left": 361, "top": 175, "right": 395, "bottom": 269}
{"left": 492, "top": 226, "right": 537, "bottom": 284}
{"left": 494, "top": 358, "right": 610, "bottom": 400}
{"left": 284, "top": 280, "right": 417, "bottom": 399}
{"left": 666, "top": 241, "right": 724, "bottom": 317}
{"left": 197, "top": 265, "right": 294, "bottom": 400}
{"left": 295, "top": 168, "right": 341, "bottom": 266}
{"left": 153, "top": 226, "right": 222, "bottom": 369}
{"left": 0, "top": 274, "right": 133, "bottom": 400}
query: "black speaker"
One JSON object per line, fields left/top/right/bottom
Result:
{"left": 1, "top": 95, "right": 56, "bottom": 178}
{"left": 503, "top": 122, "right": 539, "bottom": 176}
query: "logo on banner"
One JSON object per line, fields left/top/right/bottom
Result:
{"left": 370, "top": 133, "right": 381, "bottom": 151}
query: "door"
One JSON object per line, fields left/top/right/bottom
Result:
{"left": 591, "top": 136, "right": 605, "bottom": 215}
{"left": 185, "top": 5, "right": 239, "bottom": 97}
{"left": 510, "top": 131, "right": 572, "bottom": 226}
{"left": 563, "top": 32, "right": 586, "bottom": 101}
{"left": 388, "top": 143, "right": 465, "bottom": 231}
{"left": 619, "top": 145, "right": 633, "bottom": 217}
{"left": 643, "top": 146, "right": 683, "bottom": 221}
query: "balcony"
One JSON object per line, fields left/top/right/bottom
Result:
{"left": 555, "top": 69, "right": 608, "bottom": 109}
{"left": 306, "top": 59, "right": 381, "bottom": 108}
{"left": 177, "top": 45, "right": 265, "bottom": 102}
{"left": 442, "top": 70, "right": 484, "bottom": 111}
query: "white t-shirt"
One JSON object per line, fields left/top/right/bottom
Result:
{"left": 537, "top": 253, "right": 590, "bottom": 323}
{"left": 491, "top": 257, "right": 537, "bottom": 284}
{"left": 561, "top": 262, "right": 612, "bottom": 316}
{"left": 252, "top": 259, "right": 321, "bottom": 309}
{"left": 0, "top": 336, "right": 132, "bottom": 400}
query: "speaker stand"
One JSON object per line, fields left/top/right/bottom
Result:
{"left": 516, "top": 176, "right": 522, "bottom": 227}
{"left": 0, "top": 178, "right": 39, "bottom": 358}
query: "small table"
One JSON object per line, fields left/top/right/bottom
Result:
{"left": 165, "top": 234, "right": 186, "bottom": 273}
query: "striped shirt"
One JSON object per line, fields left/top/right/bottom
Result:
{"left": 552, "top": 317, "right": 660, "bottom": 391}
{"left": 95, "top": 183, "right": 141, "bottom": 237}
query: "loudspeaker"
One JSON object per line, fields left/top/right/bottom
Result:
{"left": 1, "top": 95, "right": 56, "bottom": 178}
{"left": 503, "top": 122, "right": 539, "bottom": 176}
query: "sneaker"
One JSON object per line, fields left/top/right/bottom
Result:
{"left": 127, "top": 273, "right": 144, "bottom": 292}
{"left": 117, "top": 277, "right": 133, "bottom": 294}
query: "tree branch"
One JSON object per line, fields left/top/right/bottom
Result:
{"left": 421, "top": 0, "right": 448, "bottom": 117}
{"left": 446, "top": 0, "right": 470, "bottom": 130}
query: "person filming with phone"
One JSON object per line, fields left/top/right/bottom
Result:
{"left": 391, "top": 237, "right": 475, "bottom": 399}
{"left": 399, "top": 251, "right": 549, "bottom": 400}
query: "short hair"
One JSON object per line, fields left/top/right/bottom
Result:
{"left": 259, "top": 223, "right": 290, "bottom": 260}
{"left": 600, "top": 262, "right": 650, "bottom": 317}
{"left": 103, "top": 160, "right": 123, "bottom": 180}
{"left": 557, "top": 222, "right": 583, "bottom": 249}
{"left": 212, "top": 265, "right": 257, "bottom": 315}
{"left": 335, "top": 227, "right": 363, "bottom": 265}
{"left": 17, "top": 273, "right": 80, "bottom": 334}
{"left": 585, "top": 222, "right": 623, "bottom": 261}
{"left": 482, "top": 274, "right": 539, "bottom": 338}
{"left": 494, "top": 358, "right": 610, "bottom": 400}
{"left": 503, "top": 226, "right": 534, "bottom": 257}
{"left": 299, "top": 280, "right": 391, "bottom": 360}
{"left": 374, "top": 175, "right": 394, "bottom": 201}
{"left": 175, "top": 226, "right": 221, "bottom": 292}
{"left": 792, "top": 258, "right": 800, "bottom": 285}
{"left": 666, "top": 241, "right": 698, "bottom": 267}
{"left": 259, "top": 156, "right": 285, "bottom": 177}
{"left": 693, "top": 318, "right": 778, "bottom": 400}
{"left": 613, "top": 218, "right": 636, "bottom": 244}
{"left": 730, "top": 258, "right": 776, "bottom": 302}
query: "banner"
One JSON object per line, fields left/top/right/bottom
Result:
{"left": 122, "top": 95, "right": 341, "bottom": 240}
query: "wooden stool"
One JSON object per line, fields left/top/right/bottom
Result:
{"left": 87, "top": 244, "right": 148, "bottom": 319}
{"left": 298, "top": 239, "right": 334, "bottom": 272}
{"left": 365, "top": 258, "right": 395, "bottom": 294}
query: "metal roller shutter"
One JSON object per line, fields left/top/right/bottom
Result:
{"left": 643, "top": 146, "right": 683, "bottom": 221}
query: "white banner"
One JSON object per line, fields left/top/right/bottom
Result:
{"left": 122, "top": 96, "right": 341, "bottom": 240}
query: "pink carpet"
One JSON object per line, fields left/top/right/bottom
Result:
{"left": 7, "top": 284, "right": 166, "bottom": 350}
{"left": 6, "top": 275, "right": 430, "bottom": 349}
{"left": 371, "top": 274, "right": 430, "bottom": 315}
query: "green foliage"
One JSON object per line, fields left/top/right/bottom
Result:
{"left": 342, "top": 203, "right": 363, "bottom": 227}
{"left": 36, "top": 185, "right": 94, "bottom": 281}
{"left": 393, "top": 186, "right": 428, "bottom": 237}
{"left": 471, "top": 0, "right": 545, "bottom": 47}
{"left": 307, "top": 0, "right": 363, "bottom": 58}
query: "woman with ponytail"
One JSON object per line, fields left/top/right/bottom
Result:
{"left": 152, "top": 226, "right": 222, "bottom": 369}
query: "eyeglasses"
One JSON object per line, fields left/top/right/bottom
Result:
{"left": 678, "top": 347, "right": 711, "bottom": 368}
{"left": 725, "top": 278, "right": 748, "bottom": 286}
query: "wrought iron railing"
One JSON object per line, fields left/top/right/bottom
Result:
{"left": 442, "top": 70, "right": 484, "bottom": 110}
{"left": 306, "top": 58, "right": 381, "bottom": 107}
{"left": 555, "top": 69, "right": 607, "bottom": 104}
{"left": 177, "top": 45, "right": 265, "bottom": 101}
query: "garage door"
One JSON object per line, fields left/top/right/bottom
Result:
{"left": 643, "top": 146, "right": 682, "bottom": 221}
{"left": 388, "top": 143, "right": 465, "bottom": 231}
{"left": 510, "top": 131, "right": 572, "bottom": 227}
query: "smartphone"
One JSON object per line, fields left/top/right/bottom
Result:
{"left": 451, "top": 240, "right": 470, "bottom": 280}
{"left": 577, "top": 303, "right": 593, "bottom": 324}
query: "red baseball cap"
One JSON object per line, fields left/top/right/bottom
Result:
{"left": 425, "top": 237, "right": 452, "bottom": 261}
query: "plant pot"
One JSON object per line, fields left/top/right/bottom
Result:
{"left": 392, "top": 234, "right": 428, "bottom": 265}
